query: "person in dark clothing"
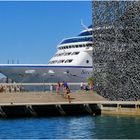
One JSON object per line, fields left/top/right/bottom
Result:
{"left": 66, "top": 86, "right": 71, "bottom": 103}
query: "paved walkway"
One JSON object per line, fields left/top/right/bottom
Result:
{"left": 0, "top": 91, "right": 107, "bottom": 104}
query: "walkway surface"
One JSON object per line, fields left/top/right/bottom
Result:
{"left": 0, "top": 91, "right": 107, "bottom": 105}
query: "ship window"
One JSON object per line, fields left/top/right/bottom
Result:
{"left": 87, "top": 44, "right": 91, "bottom": 47}
{"left": 49, "top": 60, "right": 58, "bottom": 64}
{"left": 57, "top": 53, "right": 63, "bottom": 57}
{"left": 65, "top": 59, "right": 73, "bottom": 63}
{"left": 78, "top": 31, "right": 92, "bottom": 36}
{"left": 75, "top": 52, "right": 79, "bottom": 55}
{"left": 86, "top": 60, "right": 89, "bottom": 63}
{"left": 83, "top": 44, "right": 86, "bottom": 47}
{"left": 71, "top": 52, "right": 79, "bottom": 55}
{"left": 59, "top": 53, "right": 64, "bottom": 56}
{"left": 69, "top": 46, "right": 72, "bottom": 48}
{"left": 57, "top": 60, "right": 65, "bottom": 63}
{"left": 79, "top": 45, "right": 82, "bottom": 47}
{"left": 60, "top": 36, "right": 93, "bottom": 45}
{"left": 64, "top": 52, "right": 71, "bottom": 56}
{"left": 56, "top": 53, "right": 64, "bottom": 57}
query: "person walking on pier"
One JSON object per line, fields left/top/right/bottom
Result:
{"left": 62, "top": 81, "right": 65, "bottom": 93}
{"left": 50, "top": 84, "right": 53, "bottom": 93}
{"left": 62, "top": 81, "right": 68, "bottom": 92}
{"left": 66, "top": 86, "right": 71, "bottom": 103}
{"left": 62, "top": 81, "right": 71, "bottom": 103}
{"left": 80, "top": 81, "right": 84, "bottom": 90}
{"left": 63, "top": 81, "right": 68, "bottom": 89}
{"left": 56, "top": 82, "right": 60, "bottom": 94}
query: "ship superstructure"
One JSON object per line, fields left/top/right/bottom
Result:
{"left": 0, "top": 25, "right": 93, "bottom": 83}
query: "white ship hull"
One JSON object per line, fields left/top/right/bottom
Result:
{"left": 0, "top": 64, "right": 93, "bottom": 83}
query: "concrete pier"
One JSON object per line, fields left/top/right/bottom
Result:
{"left": 0, "top": 91, "right": 104, "bottom": 117}
{"left": 0, "top": 91, "right": 140, "bottom": 117}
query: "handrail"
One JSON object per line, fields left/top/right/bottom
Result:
{"left": 0, "top": 82, "right": 88, "bottom": 86}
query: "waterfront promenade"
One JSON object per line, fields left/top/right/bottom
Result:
{"left": 0, "top": 90, "right": 140, "bottom": 117}
{"left": 0, "top": 91, "right": 106, "bottom": 105}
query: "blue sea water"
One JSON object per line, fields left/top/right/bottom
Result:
{"left": 0, "top": 115, "right": 140, "bottom": 139}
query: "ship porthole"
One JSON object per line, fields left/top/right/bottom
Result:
{"left": 66, "top": 70, "right": 69, "bottom": 74}
{"left": 86, "top": 60, "right": 89, "bottom": 63}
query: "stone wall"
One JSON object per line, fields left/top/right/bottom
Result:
{"left": 92, "top": 1, "right": 140, "bottom": 101}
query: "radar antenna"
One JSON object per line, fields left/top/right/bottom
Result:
{"left": 80, "top": 19, "right": 89, "bottom": 31}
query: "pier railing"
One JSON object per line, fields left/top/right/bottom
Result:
{"left": 0, "top": 82, "right": 86, "bottom": 86}
{"left": 0, "top": 82, "right": 89, "bottom": 93}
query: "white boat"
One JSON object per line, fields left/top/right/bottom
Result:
{"left": 0, "top": 25, "right": 93, "bottom": 83}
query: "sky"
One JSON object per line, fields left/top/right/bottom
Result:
{"left": 0, "top": 1, "right": 92, "bottom": 64}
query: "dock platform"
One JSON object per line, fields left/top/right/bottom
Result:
{"left": 0, "top": 91, "right": 140, "bottom": 117}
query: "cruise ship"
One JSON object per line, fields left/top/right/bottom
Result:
{"left": 0, "top": 25, "right": 93, "bottom": 83}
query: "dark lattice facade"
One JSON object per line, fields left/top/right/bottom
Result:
{"left": 92, "top": 1, "right": 140, "bottom": 101}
